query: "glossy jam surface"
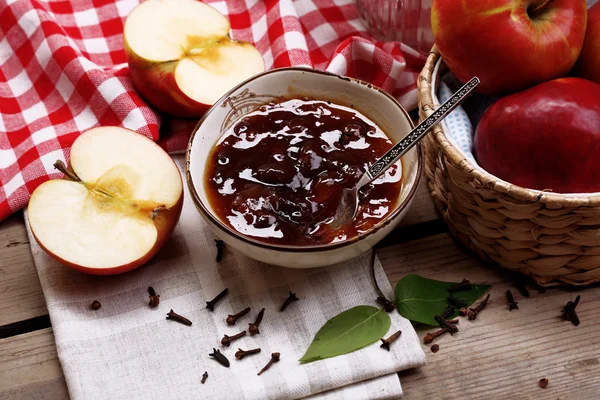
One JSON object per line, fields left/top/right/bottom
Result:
{"left": 204, "top": 99, "right": 403, "bottom": 245}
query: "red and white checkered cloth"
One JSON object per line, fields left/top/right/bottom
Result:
{"left": 0, "top": 0, "right": 426, "bottom": 223}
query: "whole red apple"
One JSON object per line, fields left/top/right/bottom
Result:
{"left": 474, "top": 78, "right": 600, "bottom": 193}
{"left": 432, "top": 0, "right": 588, "bottom": 95}
{"left": 573, "top": 2, "right": 600, "bottom": 83}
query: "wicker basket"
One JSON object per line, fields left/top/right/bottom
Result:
{"left": 418, "top": 46, "right": 600, "bottom": 287}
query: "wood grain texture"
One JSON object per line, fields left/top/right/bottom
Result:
{"left": 0, "top": 328, "right": 69, "bottom": 400}
{"left": 0, "top": 212, "right": 48, "bottom": 326}
{"left": 379, "top": 234, "right": 600, "bottom": 400}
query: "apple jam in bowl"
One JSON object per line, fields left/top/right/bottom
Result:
{"left": 187, "top": 67, "right": 422, "bottom": 268}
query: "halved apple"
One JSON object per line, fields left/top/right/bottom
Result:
{"left": 124, "top": 0, "right": 265, "bottom": 117}
{"left": 28, "top": 127, "right": 183, "bottom": 275}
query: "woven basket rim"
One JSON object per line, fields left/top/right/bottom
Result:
{"left": 420, "top": 46, "right": 600, "bottom": 208}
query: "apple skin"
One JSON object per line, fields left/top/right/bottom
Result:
{"left": 432, "top": 0, "right": 588, "bottom": 95}
{"left": 573, "top": 2, "right": 600, "bottom": 83}
{"left": 124, "top": 40, "right": 210, "bottom": 118}
{"left": 30, "top": 162, "right": 184, "bottom": 276}
{"left": 474, "top": 77, "right": 600, "bottom": 193}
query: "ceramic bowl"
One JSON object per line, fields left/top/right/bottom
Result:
{"left": 186, "top": 67, "right": 422, "bottom": 268}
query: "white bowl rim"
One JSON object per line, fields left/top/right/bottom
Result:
{"left": 185, "top": 66, "right": 423, "bottom": 253}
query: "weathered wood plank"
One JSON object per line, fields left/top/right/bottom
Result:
{"left": 379, "top": 234, "right": 600, "bottom": 400}
{"left": 0, "top": 212, "right": 48, "bottom": 326}
{"left": 0, "top": 328, "right": 69, "bottom": 400}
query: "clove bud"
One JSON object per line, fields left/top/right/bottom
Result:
{"left": 380, "top": 330, "right": 402, "bottom": 351}
{"left": 148, "top": 286, "right": 160, "bottom": 308}
{"left": 221, "top": 330, "right": 246, "bottom": 347}
{"left": 280, "top": 291, "right": 299, "bottom": 312}
{"left": 209, "top": 348, "right": 230, "bottom": 368}
{"left": 206, "top": 288, "right": 228, "bottom": 312}
{"left": 166, "top": 309, "right": 192, "bottom": 326}
{"left": 467, "top": 294, "right": 490, "bottom": 320}
{"left": 249, "top": 308, "right": 265, "bottom": 335}
{"left": 227, "top": 307, "right": 251, "bottom": 326}
{"left": 201, "top": 371, "right": 208, "bottom": 384}
{"left": 257, "top": 352, "right": 280, "bottom": 375}
{"left": 235, "top": 347, "right": 261, "bottom": 360}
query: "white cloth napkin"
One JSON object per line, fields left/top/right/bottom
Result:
{"left": 24, "top": 155, "right": 425, "bottom": 400}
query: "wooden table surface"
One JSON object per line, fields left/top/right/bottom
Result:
{"left": 1, "top": 177, "right": 599, "bottom": 400}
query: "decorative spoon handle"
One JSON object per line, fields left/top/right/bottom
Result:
{"left": 365, "top": 77, "right": 480, "bottom": 181}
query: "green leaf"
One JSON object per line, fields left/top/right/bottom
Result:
{"left": 394, "top": 275, "right": 491, "bottom": 326}
{"left": 299, "top": 306, "right": 391, "bottom": 364}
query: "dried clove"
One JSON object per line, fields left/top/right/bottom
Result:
{"left": 506, "top": 290, "right": 519, "bottom": 311}
{"left": 447, "top": 296, "right": 467, "bottom": 309}
{"left": 539, "top": 378, "right": 549, "bottom": 389}
{"left": 514, "top": 279, "right": 530, "bottom": 298}
{"left": 458, "top": 307, "right": 468, "bottom": 316}
{"left": 257, "top": 352, "right": 280, "bottom": 375}
{"left": 467, "top": 294, "right": 490, "bottom": 320}
{"left": 447, "top": 279, "right": 472, "bottom": 293}
{"left": 227, "top": 307, "right": 251, "bottom": 325}
{"left": 221, "top": 330, "right": 246, "bottom": 347}
{"left": 148, "top": 286, "right": 160, "bottom": 308}
{"left": 380, "top": 330, "right": 402, "bottom": 351}
{"left": 90, "top": 300, "right": 102, "bottom": 310}
{"left": 376, "top": 296, "right": 396, "bottom": 312}
{"left": 430, "top": 344, "right": 440, "bottom": 353}
{"left": 280, "top": 291, "right": 299, "bottom": 312}
{"left": 206, "top": 288, "right": 229, "bottom": 312}
{"left": 235, "top": 347, "right": 261, "bottom": 360}
{"left": 166, "top": 309, "right": 193, "bottom": 326}
{"left": 249, "top": 308, "right": 265, "bottom": 335}
{"left": 209, "top": 348, "right": 230, "bottom": 368}
{"left": 215, "top": 239, "right": 225, "bottom": 262}
{"left": 423, "top": 319, "right": 458, "bottom": 344}
{"left": 201, "top": 371, "right": 208, "bottom": 384}
{"left": 562, "top": 295, "right": 581, "bottom": 326}
{"left": 435, "top": 315, "right": 459, "bottom": 334}
{"left": 440, "top": 305, "right": 455, "bottom": 319}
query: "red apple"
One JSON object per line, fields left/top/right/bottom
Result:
{"left": 573, "top": 2, "right": 600, "bottom": 83}
{"left": 432, "top": 0, "right": 588, "bottom": 95}
{"left": 474, "top": 77, "right": 600, "bottom": 193}
{"left": 124, "top": 0, "right": 265, "bottom": 118}
{"left": 28, "top": 127, "right": 183, "bottom": 275}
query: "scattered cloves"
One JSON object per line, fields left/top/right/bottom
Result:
{"left": 440, "top": 305, "right": 455, "bottom": 319}
{"left": 280, "top": 292, "right": 299, "bottom": 312}
{"left": 166, "top": 309, "right": 192, "bottom": 326}
{"left": 215, "top": 239, "right": 225, "bottom": 262}
{"left": 376, "top": 296, "right": 395, "bottom": 312}
{"left": 424, "top": 328, "right": 448, "bottom": 344}
{"left": 235, "top": 347, "right": 261, "bottom": 360}
{"left": 447, "top": 279, "right": 472, "bottom": 293}
{"left": 430, "top": 344, "right": 440, "bottom": 353}
{"left": 249, "top": 308, "right": 265, "bottom": 335}
{"left": 467, "top": 294, "right": 490, "bottom": 320}
{"left": 257, "top": 352, "right": 280, "bottom": 375}
{"left": 90, "top": 300, "right": 101, "bottom": 310}
{"left": 227, "top": 307, "right": 251, "bottom": 325}
{"left": 459, "top": 307, "right": 468, "bottom": 316}
{"left": 221, "top": 330, "right": 246, "bottom": 347}
{"left": 148, "top": 286, "right": 160, "bottom": 308}
{"left": 506, "top": 290, "right": 519, "bottom": 311}
{"left": 206, "top": 288, "right": 229, "bottom": 312}
{"left": 209, "top": 348, "right": 230, "bottom": 368}
{"left": 201, "top": 371, "right": 208, "bottom": 384}
{"left": 562, "top": 295, "right": 581, "bottom": 326}
{"left": 539, "top": 378, "right": 549, "bottom": 389}
{"left": 435, "top": 315, "right": 459, "bottom": 334}
{"left": 380, "top": 330, "right": 402, "bottom": 351}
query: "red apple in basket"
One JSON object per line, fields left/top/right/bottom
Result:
{"left": 431, "top": 0, "right": 588, "bottom": 95}
{"left": 124, "top": 0, "right": 265, "bottom": 118}
{"left": 573, "top": 2, "right": 600, "bottom": 83}
{"left": 474, "top": 77, "right": 600, "bottom": 193}
{"left": 27, "top": 127, "right": 183, "bottom": 275}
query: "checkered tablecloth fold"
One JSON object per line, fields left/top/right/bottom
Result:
{"left": 0, "top": 0, "right": 425, "bottom": 222}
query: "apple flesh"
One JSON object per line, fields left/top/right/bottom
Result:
{"left": 28, "top": 127, "right": 183, "bottom": 275}
{"left": 432, "top": 0, "right": 587, "bottom": 95}
{"left": 474, "top": 77, "right": 600, "bottom": 193}
{"left": 573, "top": 2, "right": 600, "bottom": 83}
{"left": 124, "top": 0, "right": 265, "bottom": 118}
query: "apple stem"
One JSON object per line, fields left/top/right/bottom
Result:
{"left": 53, "top": 160, "right": 81, "bottom": 182}
{"left": 528, "top": 0, "right": 555, "bottom": 16}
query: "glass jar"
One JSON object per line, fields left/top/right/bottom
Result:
{"left": 356, "top": 0, "right": 434, "bottom": 56}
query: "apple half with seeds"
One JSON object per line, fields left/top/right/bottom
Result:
{"left": 28, "top": 127, "right": 183, "bottom": 275}
{"left": 124, "top": 0, "right": 265, "bottom": 117}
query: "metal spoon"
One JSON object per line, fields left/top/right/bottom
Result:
{"left": 331, "top": 76, "right": 481, "bottom": 229}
